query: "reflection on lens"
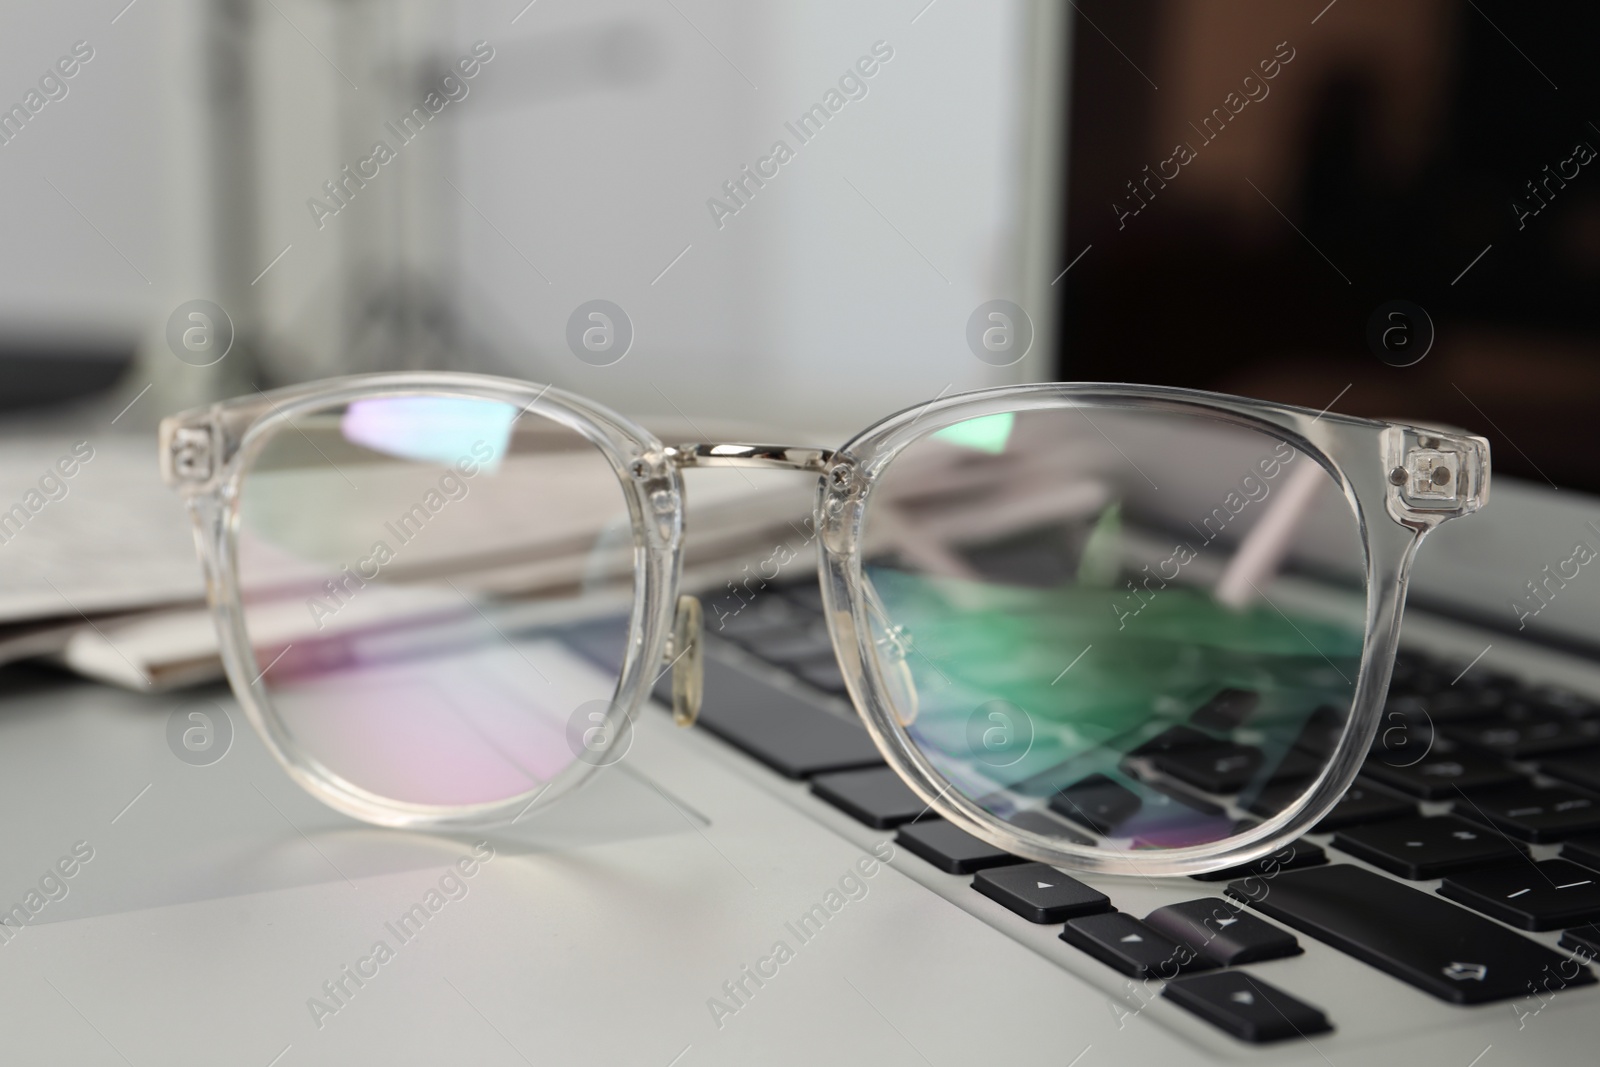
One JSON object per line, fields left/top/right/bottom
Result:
{"left": 861, "top": 405, "right": 1366, "bottom": 857}
{"left": 234, "top": 397, "right": 637, "bottom": 809}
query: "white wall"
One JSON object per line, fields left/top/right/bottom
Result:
{"left": 449, "top": 0, "right": 1054, "bottom": 433}
{"left": 0, "top": 0, "right": 1061, "bottom": 434}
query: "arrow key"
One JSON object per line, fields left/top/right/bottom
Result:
{"left": 1164, "top": 971, "right": 1331, "bottom": 1044}
{"left": 971, "top": 862, "right": 1111, "bottom": 924}
{"left": 1144, "top": 898, "right": 1302, "bottom": 966}
{"left": 1061, "top": 912, "right": 1214, "bottom": 978}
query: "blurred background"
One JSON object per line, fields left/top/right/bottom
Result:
{"left": 0, "top": 0, "right": 1596, "bottom": 655}
{"left": 4, "top": 0, "right": 1596, "bottom": 457}
{"left": 0, "top": 0, "right": 1060, "bottom": 435}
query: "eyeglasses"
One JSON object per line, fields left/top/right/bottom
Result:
{"left": 160, "top": 374, "right": 1488, "bottom": 877}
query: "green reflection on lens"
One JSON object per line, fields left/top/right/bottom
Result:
{"left": 932, "top": 411, "right": 1015, "bottom": 454}
{"left": 867, "top": 566, "right": 1361, "bottom": 798}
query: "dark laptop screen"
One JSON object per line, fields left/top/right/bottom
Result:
{"left": 1053, "top": 1, "right": 1600, "bottom": 495}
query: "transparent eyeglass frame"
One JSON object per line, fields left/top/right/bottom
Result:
{"left": 161, "top": 373, "right": 1490, "bottom": 877}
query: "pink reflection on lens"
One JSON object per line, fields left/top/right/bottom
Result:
{"left": 341, "top": 397, "right": 515, "bottom": 470}
{"left": 270, "top": 655, "right": 582, "bottom": 807}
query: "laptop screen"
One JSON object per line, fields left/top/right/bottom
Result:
{"left": 1051, "top": 1, "right": 1600, "bottom": 653}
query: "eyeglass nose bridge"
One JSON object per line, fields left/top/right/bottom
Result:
{"left": 656, "top": 443, "right": 871, "bottom": 729}
{"left": 662, "top": 442, "right": 836, "bottom": 473}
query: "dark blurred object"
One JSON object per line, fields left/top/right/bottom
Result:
{"left": 1055, "top": 0, "right": 1600, "bottom": 492}
{"left": 0, "top": 340, "right": 134, "bottom": 412}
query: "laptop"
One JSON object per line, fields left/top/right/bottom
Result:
{"left": 0, "top": 433, "right": 1595, "bottom": 1066}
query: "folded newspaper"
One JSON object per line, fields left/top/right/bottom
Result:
{"left": 0, "top": 420, "right": 1157, "bottom": 692}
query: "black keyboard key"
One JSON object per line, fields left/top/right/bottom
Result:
{"left": 1146, "top": 780, "right": 1228, "bottom": 817}
{"left": 1290, "top": 705, "right": 1347, "bottom": 758}
{"left": 710, "top": 595, "right": 811, "bottom": 643}
{"left": 1463, "top": 665, "right": 1523, "bottom": 693}
{"left": 775, "top": 581, "right": 825, "bottom": 615}
{"left": 1540, "top": 752, "right": 1600, "bottom": 795}
{"left": 971, "top": 863, "right": 1110, "bottom": 923}
{"left": 1559, "top": 924, "right": 1600, "bottom": 957}
{"left": 1559, "top": 835, "right": 1600, "bottom": 871}
{"left": 1266, "top": 748, "right": 1323, "bottom": 784}
{"left": 1127, "top": 724, "right": 1212, "bottom": 759}
{"left": 1360, "top": 748, "right": 1523, "bottom": 799}
{"left": 1150, "top": 743, "right": 1262, "bottom": 793}
{"left": 811, "top": 767, "right": 929, "bottom": 829}
{"left": 1408, "top": 687, "right": 1507, "bottom": 723}
{"left": 1162, "top": 972, "right": 1331, "bottom": 1044}
{"left": 692, "top": 656, "right": 882, "bottom": 778}
{"left": 1060, "top": 912, "right": 1213, "bottom": 979}
{"left": 1190, "top": 838, "right": 1327, "bottom": 882}
{"left": 1453, "top": 784, "right": 1600, "bottom": 842}
{"left": 796, "top": 659, "right": 849, "bottom": 695}
{"left": 1228, "top": 864, "right": 1595, "bottom": 1004}
{"left": 1369, "top": 699, "right": 1439, "bottom": 765}
{"left": 1246, "top": 778, "right": 1415, "bottom": 831}
{"left": 1527, "top": 686, "right": 1600, "bottom": 718}
{"left": 1189, "top": 688, "right": 1258, "bottom": 731}
{"left": 1389, "top": 650, "right": 1451, "bottom": 695}
{"left": 1443, "top": 712, "right": 1600, "bottom": 760}
{"left": 737, "top": 624, "right": 836, "bottom": 669}
{"left": 1004, "top": 809, "right": 1095, "bottom": 846}
{"left": 1331, "top": 814, "right": 1526, "bottom": 879}
{"left": 1439, "top": 860, "right": 1600, "bottom": 931}
{"left": 896, "top": 820, "right": 1024, "bottom": 875}
{"left": 1050, "top": 774, "right": 1142, "bottom": 835}
{"left": 1143, "top": 898, "right": 1301, "bottom": 966}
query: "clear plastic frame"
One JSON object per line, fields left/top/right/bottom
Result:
{"left": 161, "top": 374, "right": 1490, "bottom": 877}
{"left": 161, "top": 375, "right": 686, "bottom": 830}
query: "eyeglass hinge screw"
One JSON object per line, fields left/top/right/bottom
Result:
{"left": 1388, "top": 466, "right": 1409, "bottom": 486}
{"left": 168, "top": 426, "right": 214, "bottom": 484}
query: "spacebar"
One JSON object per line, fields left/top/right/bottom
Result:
{"left": 1226, "top": 864, "right": 1595, "bottom": 1004}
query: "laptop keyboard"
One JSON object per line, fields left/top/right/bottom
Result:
{"left": 653, "top": 577, "right": 1600, "bottom": 1044}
